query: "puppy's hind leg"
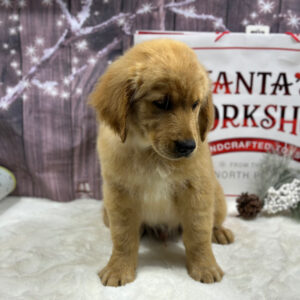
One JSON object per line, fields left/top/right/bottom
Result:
{"left": 212, "top": 179, "right": 234, "bottom": 245}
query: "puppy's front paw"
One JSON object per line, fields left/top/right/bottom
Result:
{"left": 99, "top": 262, "right": 135, "bottom": 287}
{"left": 187, "top": 263, "right": 224, "bottom": 283}
{"left": 212, "top": 226, "right": 234, "bottom": 245}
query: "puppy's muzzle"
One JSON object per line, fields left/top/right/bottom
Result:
{"left": 174, "top": 139, "right": 196, "bottom": 157}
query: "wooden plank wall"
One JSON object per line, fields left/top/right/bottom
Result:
{"left": 0, "top": 5, "right": 30, "bottom": 196}
{"left": 0, "top": 0, "right": 299, "bottom": 201}
{"left": 21, "top": 2, "right": 73, "bottom": 200}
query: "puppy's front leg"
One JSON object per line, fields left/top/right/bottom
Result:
{"left": 99, "top": 185, "right": 141, "bottom": 287}
{"left": 175, "top": 190, "right": 224, "bottom": 283}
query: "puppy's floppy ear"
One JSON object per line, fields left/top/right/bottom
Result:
{"left": 89, "top": 61, "right": 134, "bottom": 142}
{"left": 198, "top": 90, "right": 214, "bottom": 142}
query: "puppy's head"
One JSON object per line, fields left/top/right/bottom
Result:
{"left": 89, "top": 39, "right": 214, "bottom": 160}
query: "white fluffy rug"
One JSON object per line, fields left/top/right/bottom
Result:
{"left": 0, "top": 197, "right": 299, "bottom": 300}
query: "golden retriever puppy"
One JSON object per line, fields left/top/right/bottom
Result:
{"left": 89, "top": 39, "right": 234, "bottom": 287}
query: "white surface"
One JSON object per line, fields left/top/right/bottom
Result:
{"left": 0, "top": 196, "right": 299, "bottom": 300}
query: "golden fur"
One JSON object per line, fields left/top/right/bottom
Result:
{"left": 89, "top": 39, "right": 234, "bottom": 287}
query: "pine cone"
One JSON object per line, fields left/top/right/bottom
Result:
{"left": 236, "top": 193, "right": 263, "bottom": 219}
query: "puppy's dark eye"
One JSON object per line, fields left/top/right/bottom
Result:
{"left": 153, "top": 96, "right": 171, "bottom": 110}
{"left": 192, "top": 100, "right": 200, "bottom": 110}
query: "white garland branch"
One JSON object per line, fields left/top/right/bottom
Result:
{"left": 31, "top": 79, "right": 58, "bottom": 95}
{"left": 0, "top": 12, "right": 125, "bottom": 109}
{"left": 78, "top": 12, "right": 131, "bottom": 36}
{"left": 68, "top": 37, "right": 121, "bottom": 83}
{"left": 0, "top": 0, "right": 227, "bottom": 110}
{"left": 55, "top": 0, "right": 80, "bottom": 32}
{"left": 31, "top": 79, "right": 58, "bottom": 89}
{"left": 133, "top": 0, "right": 196, "bottom": 18}
{"left": 169, "top": 7, "right": 228, "bottom": 31}
{"left": 56, "top": 0, "right": 93, "bottom": 32}
{"left": 76, "top": 0, "right": 93, "bottom": 28}
{"left": 127, "top": 0, "right": 197, "bottom": 33}
{"left": 0, "top": 30, "right": 69, "bottom": 109}
{"left": 165, "top": 0, "right": 195, "bottom": 8}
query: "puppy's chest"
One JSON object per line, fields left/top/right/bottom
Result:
{"left": 133, "top": 166, "right": 180, "bottom": 227}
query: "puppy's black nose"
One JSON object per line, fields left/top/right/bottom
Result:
{"left": 174, "top": 139, "right": 196, "bottom": 157}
